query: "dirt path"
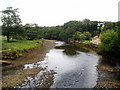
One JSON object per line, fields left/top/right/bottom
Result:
{"left": 2, "top": 40, "right": 55, "bottom": 88}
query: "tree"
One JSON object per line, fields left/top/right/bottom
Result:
{"left": 98, "top": 30, "right": 118, "bottom": 54}
{"left": 79, "top": 33, "right": 86, "bottom": 41}
{"left": 103, "top": 22, "right": 116, "bottom": 31}
{"left": 73, "top": 31, "right": 82, "bottom": 41}
{"left": 83, "top": 32, "right": 91, "bottom": 40}
{"left": 12, "top": 25, "right": 25, "bottom": 40}
{"left": 1, "top": 7, "right": 22, "bottom": 42}
{"left": 59, "top": 30, "right": 67, "bottom": 40}
{"left": 24, "top": 23, "right": 41, "bottom": 40}
{"left": 98, "top": 22, "right": 120, "bottom": 56}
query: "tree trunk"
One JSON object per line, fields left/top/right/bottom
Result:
{"left": 7, "top": 34, "right": 10, "bottom": 42}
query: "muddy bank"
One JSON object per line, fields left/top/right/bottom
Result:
{"left": 76, "top": 43, "right": 120, "bottom": 88}
{"left": 68, "top": 41, "right": 120, "bottom": 62}
{"left": 66, "top": 40, "right": 120, "bottom": 88}
{"left": 76, "top": 42, "right": 120, "bottom": 88}
{"left": 2, "top": 39, "right": 120, "bottom": 88}
{"left": 2, "top": 40, "right": 55, "bottom": 88}
{"left": 95, "top": 57, "right": 120, "bottom": 88}
{"left": 19, "top": 41, "right": 99, "bottom": 88}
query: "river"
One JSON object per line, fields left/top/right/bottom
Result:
{"left": 5, "top": 40, "right": 120, "bottom": 88}
{"left": 18, "top": 41, "right": 99, "bottom": 88}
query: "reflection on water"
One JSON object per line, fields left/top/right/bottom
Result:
{"left": 19, "top": 41, "right": 100, "bottom": 88}
{"left": 18, "top": 41, "right": 120, "bottom": 88}
{"left": 98, "top": 57, "right": 120, "bottom": 81}
{"left": 96, "top": 57, "right": 120, "bottom": 88}
{"left": 55, "top": 44, "right": 89, "bottom": 56}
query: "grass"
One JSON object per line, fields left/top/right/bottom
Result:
{"left": 2, "top": 36, "right": 42, "bottom": 60}
{"left": 2, "top": 40, "right": 42, "bottom": 51}
{"left": 76, "top": 40, "right": 91, "bottom": 44}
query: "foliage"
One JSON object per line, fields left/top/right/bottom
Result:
{"left": 73, "top": 31, "right": 82, "bottom": 40}
{"left": 12, "top": 25, "right": 25, "bottom": 40}
{"left": 1, "top": 7, "right": 22, "bottom": 42}
{"left": 79, "top": 33, "right": 86, "bottom": 41}
{"left": 2, "top": 36, "right": 42, "bottom": 59}
{"left": 98, "top": 30, "right": 119, "bottom": 55}
{"left": 103, "top": 22, "right": 116, "bottom": 31}
{"left": 2, "top": 7, "right": 120, "bottom": 60}
{"left": 73, "top": 31, "right": 91, "bottom": 41}
{"left": 83, "top": 32, "right": 92, "bottom": 40}
{"left": 24, "top": 23, "right": 41, "bottom": 40}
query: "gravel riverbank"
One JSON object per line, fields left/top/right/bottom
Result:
{"left": 2, "top": 40, "right": 55, "bottom": 88}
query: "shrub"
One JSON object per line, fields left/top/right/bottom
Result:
{"left": 83, "top": 32, "right": 92, "bottom": 40}
{"left": 79, "top": 34, "right": 86, "bottom": 41}
{"left": 98, "top": 30, "right": 119, "bottom": 54}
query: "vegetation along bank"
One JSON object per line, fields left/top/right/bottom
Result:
{"left": 1, "top": 7, "right": 120, "bottom": 88}
{"left": 2, "top": 36, "right": 43, "bottom": 60}
{"left": 1, "top": 7, "right": 120, "bottom": 62}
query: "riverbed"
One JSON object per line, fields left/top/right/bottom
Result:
{"left": 17, "top": 41, "right": 99, "bottom": 88}
{"left": 2, "top": 40, "right": 120, "bottom": 88}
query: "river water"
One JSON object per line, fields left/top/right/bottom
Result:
{"left": 18, "top": 41, "right": 120, "bottom": 88}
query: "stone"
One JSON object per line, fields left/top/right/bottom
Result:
{"left": 0, "top": 60, "right": 12, "bottom": 65}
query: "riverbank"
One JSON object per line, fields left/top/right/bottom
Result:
{"left": 2, "top": 40, "right": 55, "bottom": 88}
{"left": 95, "top": 57, "right": 120, "bottom": 88}
{"left": 68, "top": 40, "right": 120, "bottom": 62}
{"left": 2, "top": 38, "right": 43, "bottom": 60}
{"left": 2, "top": 39, "right": 120, "bottom": 88}
{"left": 68, "top": 40, "right": 120, "bottom": 88}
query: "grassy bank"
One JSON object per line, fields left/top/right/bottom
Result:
{"left": 2, "top": 36, "right": 42, "bottom": 60}
{"left": 68, "top": 40, "right": 99, "bottom": 52}
{"left": 68, "top": 40, "right": 120, "bottom": 61}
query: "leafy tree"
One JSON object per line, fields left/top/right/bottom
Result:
{"left": 24, "top": 23, "right": 42, "bottom": 40}
{"left": 79, "top": 34, "right": 86, "bottom": 41}
{"left": 1, "top": 7, "right": 22, "bottom": 42}
{"left": 12, "top": 25, "right": 25, "bottom": 40}
{"left": 83, "top": 32, "right": 91, "bottom": 40}
{"left": 103, "top": 22, "right": 116, "bottom": 31}
{"left": 73, "top": 31, "right": 86, "bottom": 41}
{"left": 73, "top": 31, "right": 82, "bottom": 41}
{"left": 98, "top": 30, "right": 118, "bottom": 54}
{"left": 59, "top": 30, "right": 68, "bottom": 40}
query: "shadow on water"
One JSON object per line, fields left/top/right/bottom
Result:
{"left": 96, "top": 56, "right": 120, "bottom": 88}
{"left": 55, "top": 43, "right": 89, "bottom": 56}
{"left": 98, "top": 57, "right": 120, "bottom": 81}
{"left": 18, "top": 41, "right": 120, "bottom": 88}
{"left": 18, "top": 41, "right": 99, "bottom": 88}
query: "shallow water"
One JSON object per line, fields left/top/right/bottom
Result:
{"left": 18, "top": 41, "right": 99, "bottom": 88}
{"left": 18, "top": 41, "right": 120, "bottom": 88}
{"left": 98, "top": 57, "right": 120, "bottom": 80}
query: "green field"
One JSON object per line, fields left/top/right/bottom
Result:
{"left": 2, "top": 36, "right": 42, "bottom": 51}
{"left": 2, "top": 36, "right": 42, "bottom": 60}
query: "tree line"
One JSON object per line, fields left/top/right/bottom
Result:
{"left": 1, "top": 7, "right": 102, "bottom": 42}
{"left": 1, "top": 7, "right": 120, "bottom": 56}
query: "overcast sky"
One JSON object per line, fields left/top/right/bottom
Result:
{"left": 0, "top": 0, "right": 119, "bottom": 26}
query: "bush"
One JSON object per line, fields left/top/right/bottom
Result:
{"left": 98, "top": 30, "right": 119, "bottom": 54}
{"left": 83, "top": 32, "right": 92, "bottom": 40}
{"left": 72, "top": 31, "right": 82, "bottom": 40}
{"left": 79, "top": 34, "right": 86, "bottom": 41}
